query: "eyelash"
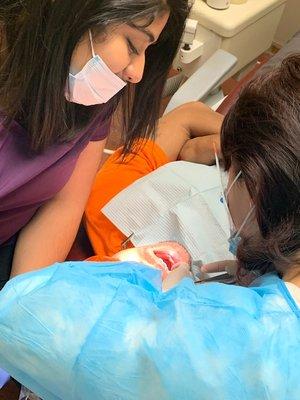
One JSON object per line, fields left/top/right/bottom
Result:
{"left": 126, "top": 38, "right": 139, "bottom": 56}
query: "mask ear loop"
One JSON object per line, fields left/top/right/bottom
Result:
{"left": 232, "top": 205, "right": 255, "bottom": 240}
{"left": 214, "top": 144, "right": 235, "bottom": 218}
{"left": 88, "top": 29, "right": 96, "bottom": 58}
{"left": 214, "top": 142, "right": 225, "bottom": 199}
{"left": 213, "top": 143, "right": 256, "bottom": 242}
{"left": 226, "top": 170, "right": 242, "bottom": 199}
{"left": 214, "top": 144, "right": 228, "bottom": 218}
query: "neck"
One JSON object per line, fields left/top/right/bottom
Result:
{"left": 283, "top": 266, "right": 300, "bottom": 288}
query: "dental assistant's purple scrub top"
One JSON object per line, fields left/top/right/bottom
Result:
{"left": 0, "top": 114, "right": 110, "bottom": 245}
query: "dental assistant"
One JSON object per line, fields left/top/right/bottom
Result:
{"left": 0, "top": 0, "right": 189, "bottom": 288}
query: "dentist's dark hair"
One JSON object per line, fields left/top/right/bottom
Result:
{"left": 0, "top": 0, "right": 189, "bottom": 153}
{"left": 221, "top": 54, "right": 300, "bottom": 277}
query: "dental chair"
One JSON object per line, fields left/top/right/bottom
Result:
{"left": 66, "top": 30, "right": 300, "bottom": 262}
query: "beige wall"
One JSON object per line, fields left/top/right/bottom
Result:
{"left": 274, "top": 0, "right": 300, "bottom": 46}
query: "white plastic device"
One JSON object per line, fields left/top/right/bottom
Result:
{"left": 206, "top": 0, "right": 230, "bottom": 10}
{"left": 180, "top": 40, "right": 204, "bottom": 64}
{"left": 181, "top": 18, "right": 198, "bottom": 46}
{"left": 180, "top": 18, "right": 203, "bottom": 64}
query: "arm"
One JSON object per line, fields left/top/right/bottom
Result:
{"left": 179, "top": 134, "right": 220, "bottom": 165}
{"left": 11, "top": 140, "right": 105, "bottom": 277}
{"left": 155, "top": 101, "right": 223, "bottom": 162}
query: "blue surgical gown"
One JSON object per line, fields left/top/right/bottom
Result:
{"left": 0, "top": 261, "right": 299, "bottom": 400}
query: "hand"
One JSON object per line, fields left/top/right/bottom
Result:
{"left": 162, "top": 263, "right": 192, "bottom": 292}
{"left": 179, "top": 134, "right": 220, "bottom": 165}
{"left": 201, "top": 260, "right": 237, "bottom": 275}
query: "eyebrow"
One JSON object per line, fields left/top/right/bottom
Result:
{"left": 129, "top": 23, "right": 156, "bottom": 44}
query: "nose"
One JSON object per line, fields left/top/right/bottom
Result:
{"left": 123, "top": 54, "right": 145, "bottom": 84}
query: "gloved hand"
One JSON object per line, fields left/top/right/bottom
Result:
{"left": 201, "top": 260, "right": 237, "bottom": 275}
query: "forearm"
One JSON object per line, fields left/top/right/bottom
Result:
{"left": 179, "top": 134, "right": 220, "bottom": 165}
{"left": 11, "top": 140, "right": 104, "bottom": 276}
{"left": 177, "top": 101, "right": 223, "bottom": 137}
{"left": 161, "top": 101, "right": 223, "bottom": 137}
{"left": 11, "top": 199, "right": 83, "bottom": 276}
{"left": 174, "top": 102, "right": 223, "bottom": 165}
{"left": 155, "top": 102, "right": 223, "bottom": 161}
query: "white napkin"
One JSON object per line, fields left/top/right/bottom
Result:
{"left": 102, "top": 161, "right": 233, "bottom": 264}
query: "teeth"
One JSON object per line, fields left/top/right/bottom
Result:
{"left": 153, "top": 250, "right": 175, "bottom": 271}
{"left": 160, "top": 259, "right": 168, "bottom": 270}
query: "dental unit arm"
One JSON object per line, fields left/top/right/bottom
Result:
{"left": 164, "top": 0, "right": 287, "bottom": 113}
{"left": 164, "top": 49, "right": 237, "bottom": 114}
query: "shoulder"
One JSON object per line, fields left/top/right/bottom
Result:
{"left": 86, "top": 112, "right": 112, "bottom": 142}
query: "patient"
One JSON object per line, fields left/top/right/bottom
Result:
{"left": 85, "top": 101, "right": 223, "bottom": 258}
{"left": 0, "top": 55, "right": 299, "bottom": 400}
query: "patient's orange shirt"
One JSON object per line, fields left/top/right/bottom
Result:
{"left": 85, "top": 140, "right": 169, "bottom": 258}
{"left": 87, "top": 255, "right": 120, "bottom": 262}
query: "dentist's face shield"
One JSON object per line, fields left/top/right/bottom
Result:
{"left": 214, "top": 150, "right": 255, "bottom": 256}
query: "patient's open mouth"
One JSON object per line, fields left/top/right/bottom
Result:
{"left": 153, "top": 242, "right": 191, "bottom": 271}
{"left": 114, "top": 241, "right": 191, "bottom": 277}
{"left": 153, "top": 251, "right": 177, "bottom": 271}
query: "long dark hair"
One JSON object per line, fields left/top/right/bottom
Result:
{"left": 0, "top": 0, "right": 189, "bottom": 153}
{"left": 221, "top": 54, "right": 300, "bottom": 277}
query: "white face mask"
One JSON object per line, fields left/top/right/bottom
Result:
{"left": 66, "top": 30, "right": 127, "bottom": 106}
{"left": 214, "top": 150, "right": 255, "bottom": 256}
